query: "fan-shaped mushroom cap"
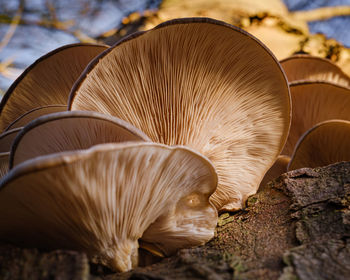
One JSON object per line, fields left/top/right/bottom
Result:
{"left": 69, "top": 18, "right": 291, "bottom": 211}
{"left": 288, "top": 120, "right": 350, "bottom": 170}
{"left": 0, "top": 142, "right": 217, "bottom": 272}
{"left": 10, "top": 111, "right": 151, "bottom": 168}
{"left": 0, "top": 127, "right": 22, "bottom": 153}
{"left": 0, "top": 152, "right": 9, "bottom": 179}
{"left": 4, "top": 105, "right": 66, "bottom": 131}
{"left": 282, "top": 81, "right": 350, "bottom": 155}
{"left": 280, "top": 55, "right": 350, "bottom": 87}
{"left": 0, "top": 43, "right": 108, "bottom": 132}
{"left": 259, "top": 155, "right": 290, "bottom": 189}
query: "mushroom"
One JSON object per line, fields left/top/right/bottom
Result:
{"left": 259, "top": 155, "right": 290, "bottom": 189}
{"left": 0, "top": 152, "right": 9, "bottom": 179}
{"left": 0, "top": 127, "right": 22, "bottom": 153}
{"left": 280, "top": 55, "right": 350, "bottom": 87}
{"left": 282, "top": 81, "right": 350, "bottom": 155}
{"left": 4, "top": 105, "right": 66, "bottom": 131}
{"left": 0, "top": 43, "right": 108, "bottom": 132}
{"left": 0, "top": 142, "right": 217, "bottom": 272}
{"left": 68, "top": 17, "right": 291, "bottom": 211}
{"left": 10, "top": 111, "right": 151, "bottom": 168}
{"left": 288, "top": 120, "right": 350, "bottom": 170}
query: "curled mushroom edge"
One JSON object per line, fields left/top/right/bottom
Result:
{"left": 0, "top": 142, "right": 218, "bottom": 272}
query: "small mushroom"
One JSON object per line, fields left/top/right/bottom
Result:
{"left": 0, "top": 152, "right": 9, "bottom": 179}
{"left": 259, "top": 155, "right": 290, "bottom": 189}
{"left": 282, "top": 81, "right": 350, "bottom": 155}
{"left": 288, "top": 120, "right": 350, "bottom": 170}
{"left": 10, "top": 111, "right": 151, "bottom": 168}
{"left": 69, "top": 18, "right": 291, "bottom": 211}
{"left": 4, "top": 105, "right": 66, "bottom": 131}
{"left": 0, "top": 127, "right": 22, "bottom": 153}
{"left": 280, "top": 55, "right": 350, "bottom": 87}
{"left": 0, "top": 142, "right": 217, "bottom": 272}
{"left": 0, "top": 43, "right": 108, "bottom": 132}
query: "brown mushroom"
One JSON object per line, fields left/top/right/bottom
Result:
{"left": 282, "top": 81, "right": 350, "bottom": 155}
{"left": 10, "top": 111, "right": 151, "bottom": 168}
{"left": 280, "top": 54, "right": 350, "bottom": 87}
{"left": 0, "top": 152, "right": 9, "bottom": 179}
{"left": 259, "top": 155, "right": 290, "bottom": 189}
{"left": 0, "top": 43, "right": 108, "bottom": 132}
{"left": 68, "top": 18, "right": 291, "bottom": 211}
{"left": 0, "top": 127, "right": 22, "bottom": 153}
{"left": 4, "top": 105, "right": 66, "bottom": 131}
{"left": 288, "top": 120, "right": 350, "bottom": 170}
{"left": 0, "top": 142, "right": 217, "bottom": 272}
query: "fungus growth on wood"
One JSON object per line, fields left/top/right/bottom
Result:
{"left": 0, "top": 17, "right": 294, "bottom": 272}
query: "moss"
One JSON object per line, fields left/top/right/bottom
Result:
{"left": 246, "top": 196, "right": 258, "bottom": 207}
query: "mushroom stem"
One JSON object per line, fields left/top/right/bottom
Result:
{"left": 101, "top": 239, "right": 139, "bottom": 272}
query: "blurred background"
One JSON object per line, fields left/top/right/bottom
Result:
{"left": 0, "top": 0, "right": 349, "bottom": 97}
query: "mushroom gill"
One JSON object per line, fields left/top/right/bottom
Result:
{"left": 259, "top": 155, "right": 290, "bottom": 189}
{"left": 0, "top": 43, "right": 108, "bottom": 132}
{"left": 0, "top": 127, "right": 22, "bottom": 153}
{"left": 288, "top": 120, "right": 350, "bottom": 170}
{"left": 4, "top": 105, "right": 66, "bottom": 131}
{"left": 0, "top": 143, "right": 217, "bottom": 272}
{"left": 280, "top": 55, "right": 350, "bottom": 87}
{"left": 69, "top": 18, "right": 291, "bottom": 211}
{"left": 10, "top": 111, "right": 151, "bottom": 168}
{"left": 0, "top": 153, "right": 9, "bottom": 179}
{"left": 282, "top": 81, "right": 350, "bottom": 156}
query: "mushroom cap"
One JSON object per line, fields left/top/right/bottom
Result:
{"left": 0, "top": 127, "right": 22, "bottom": 153}
{"left": 4, "top": 105, "right": 66, "bottom": 131}
{"left": 282, "top": 81, "right": 350, "bottom": 155}
{"left": 10, "top": 110, "right": 151, "bottom": 168}
{"left": 259, "top": 155, "right": 290, "bottom": 189}
{"left": 288, "top": 120, "right": 350, "bottom": 170}
{"left": 280, "top": 55, "right": 350, "bottom": 87}
{"left": 0, "top": 152, "right": 9, "bottom": 179}
{"left": 68, "top": 17, "right": 291, "bottom": 211}
{"left": 0, "top": 43, "right": 108, "bottom": 132}
{"left": 0, "top": 142, "right": 217, "bottom": 272}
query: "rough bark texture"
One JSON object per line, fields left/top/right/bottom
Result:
{"left": 0, "top": 161, "right": 349, "bottom": 279}
{"left": 0, "top": 245, "right": 90, "bottom": 280}
{"left": 278, "top": 164, "right": 350, "bottom": 280}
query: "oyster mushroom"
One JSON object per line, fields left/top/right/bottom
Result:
{"left": 288, "top": 120, "right": 350, "bottom": 170}
{"left": 69, "top": 17, "right": 291, "bottom": 211}
{"left": 259, "top": 155, "right": 290, "bottom": 189}
{"left": 0, "top": 43, "right": 108, "bottom": 132}
{"left": 4, "top": 105, "right": 66, "bottom": 131}
{"left": 0, "top": 127, "right": 22, "bottom": 153}
{"left": 10, "top": 111, "right": 151, "bottom": 168}
{"left": 0, "top": 153, "right": 9, "bottom": 179}
{"left": 280, "top": 54, "right": 350, "bottom": 87}
{"left": 282, "top": 81, "right": 350, "bottom": 155}
{"left": 0, "top": 142, "right": 217, "bottom": 272}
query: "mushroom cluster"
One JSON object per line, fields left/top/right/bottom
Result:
{"left": 262, "top": 54, "right": 350, "bottom": 184}
{"left": 0, "top": 18, "right": 291, "bottom": 272}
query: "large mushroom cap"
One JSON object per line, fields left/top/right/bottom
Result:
{"left": 4, "top": 105, "right": 66, "bottom": 131}
{"left": 69, "top": 17, "right": 291, "bottom": 211}
{"left": 0, "top": 142, "right": 217, "bottom": 272}
{"left": 0, "top": 43, "right": 108, "bottom": 132}
{"left": 288, "top": 120, "right": 350, "bottom": 170}
{"left": 0, "top": 127, "right": 22, "bottom": 153}
{"left": 10, "top": 110, "right": 151, "bottom": 168}
{"left": 283, "top": 81, "right": 350, "bottom": 155}
{"left": 280, "top": 55, "right": 350, "bottom": 87}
